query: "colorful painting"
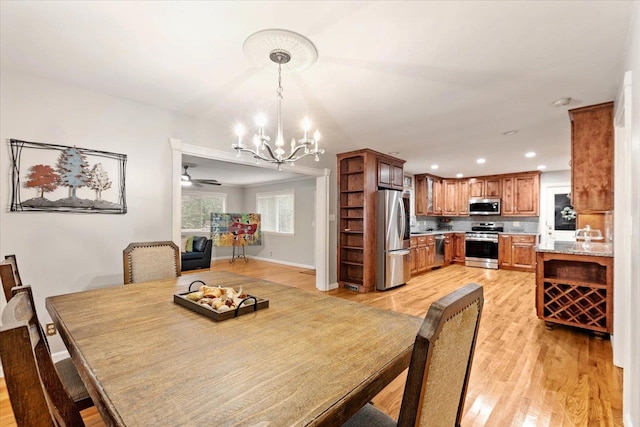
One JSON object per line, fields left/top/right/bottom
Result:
{"left": 9, "top": 139, "right": 127, "bottom": 214}
{"left": 211, "top": 213, "right": 262, "bottom": 247}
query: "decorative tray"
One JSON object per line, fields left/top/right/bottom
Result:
{"left": 174, "top": 280, "right": 269, "bottom": 322}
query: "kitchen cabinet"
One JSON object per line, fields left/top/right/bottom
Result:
{"left": 499, "top": 234, "right": 536, "bottom": 271}
{"left": 415, "top": 176, "right": 427, "bottom": 215}
{"left": 569, "top": 102, "right": 614, "bottom": 234}
{"left": 410, "top": 237, "right": 418, "bottom": 276}
{"left": 501, "top": 172, "right": 540, "bottom": 216}
{"left": 337, "top": 149, "right": 405, "bottom": 292}
{"left": 569, "top": 102, "right": 614, "bottom": 213}
{"left": 536, "top": 251, "right": 613, "bottom": 335}
{"left": 443, "top": 179, "right": 470, "bottom": 216}
{"left": 468, "top": 177, "right": 501, "bottom": 199}
{"left": 444, "top": 234, "right": 452, "bottom": 264}
{"left": 452, "top": 233, "right": 465, "bottom": 264}
{"left": 414, "top": 174, "right": 442, "bottom": 216}
{"left": 426, "top": 236, "right": 435, "bottom": 267}
{"left": 377, "top": 157, "right": 404, "bottom": 190}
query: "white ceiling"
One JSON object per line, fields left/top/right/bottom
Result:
{"left": 183, "top": 155, "right": 304, "bottom": 186}
{"left": 1, "top": 1, "right": 634, "bottom": 178}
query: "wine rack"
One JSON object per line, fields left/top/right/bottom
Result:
{"left": 536, "top": 252, "right": 613, "bottom": 334}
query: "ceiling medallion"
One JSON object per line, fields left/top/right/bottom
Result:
{"left": 232, "top": 29, "right": 323, "bottom": 169}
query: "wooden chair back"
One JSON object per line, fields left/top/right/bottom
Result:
{"left": 0, "top": 254, "right": 23, "bottom": 302}
{"left": 397, "top": 283, "right": 484, "bottom": 427}
{"left": 0, "top": 286, "right": 85, "bottom": 426}
{"left": 123, "top": 241, "right": 181, "bottom": 284}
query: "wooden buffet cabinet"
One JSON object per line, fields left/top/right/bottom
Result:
{"left": 536, "top": 244, "right": 613, "bottom": 335}
{"left": 337, "top": 149, "right": 405, "bottom": 292}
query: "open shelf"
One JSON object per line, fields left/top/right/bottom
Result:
{"left": 536, "top": 252, "right": 612, "bottom": 334}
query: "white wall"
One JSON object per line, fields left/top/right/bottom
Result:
{"left": 0, "top": 71, "right": 194, "bottom": 353}
{"left": 620, "top": 3, "right": 640, "bottom": 426}
{"left": 242, "top": 177, "right": 317, "bottom": 268}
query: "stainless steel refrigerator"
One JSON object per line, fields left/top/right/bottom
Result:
{"left": 376, "top": 190, "right": 411, "bottom": 290}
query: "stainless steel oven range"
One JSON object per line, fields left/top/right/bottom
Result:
{"left": 465, "top": 222, "right": 504, "bottom": 269}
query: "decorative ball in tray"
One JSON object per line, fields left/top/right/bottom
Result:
{"left": 174, "top": 281, "right": 269, "bottom": 321}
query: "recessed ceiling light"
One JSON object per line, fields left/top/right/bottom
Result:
{"left": 552, "top": 97, "right": 572, "bottom": 107}
{"left": 456, "top": 173, "right": 464, "bottom": 178}
{"left": 477, "top": 158, "right": 486, "bottom": 164}
{"left": 388, "top": 151, "right": 399, "bottom": 155}
{"left": 537, "top": 165, "right": 547, "bottom": 170}
{"left": 431, "top": 164, "right": 439, "bottom": 170}
{"left": 502, "top": 130, "right": 518, "bottom": 136}
{"left": 525, "top": 152, "right": 536, "bottom": 158}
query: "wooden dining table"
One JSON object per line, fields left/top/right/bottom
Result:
{"left": 46, "top": 271, "right": 423, "bottom": 426}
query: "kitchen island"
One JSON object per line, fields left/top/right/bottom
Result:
{"left": 535, "top": 240, "right": 613, "bottom": 336}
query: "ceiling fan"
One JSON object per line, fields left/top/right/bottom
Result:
{"left": 181, "top": 164, "right": 221, "bottom": 187}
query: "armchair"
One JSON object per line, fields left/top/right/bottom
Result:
{"left": 181, "top": 236, "right": 213, "bottom": 271}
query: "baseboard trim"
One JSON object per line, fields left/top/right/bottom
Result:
{"left": 327, "top": 282, "right": 339, "bottom": 290}
{"left": 250, "top": 256, "right": 315, "bottom": 270}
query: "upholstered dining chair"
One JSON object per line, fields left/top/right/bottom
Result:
{"left": 0, "top": 254, "right": 22, "bottom": 302}
{"left": 343, "top": 283, "right": 484, "bottom": 427}
{"left": 123, "top": 240, "right": 181, "bottom": 284}
{"left": 0, "top": 286, "right": 91, "bottom": 427}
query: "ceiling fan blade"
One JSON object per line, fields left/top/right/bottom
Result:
{"left": 195, "top": 180, "right": 221, "bottom": 186}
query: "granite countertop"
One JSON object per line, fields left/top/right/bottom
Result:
{"left": 536, "top": 240, "right": 613, "bottom": 257}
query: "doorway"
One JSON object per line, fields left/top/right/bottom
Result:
{"left": 170, "top": 139, "right": 331, "bottom": 291}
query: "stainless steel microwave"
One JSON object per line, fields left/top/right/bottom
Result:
{"left": 468, "top": 198, "right": 501, "bottom": 215}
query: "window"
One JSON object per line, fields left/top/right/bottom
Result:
{"left": 256, "top": 190, "right": 294, "bottom": 234}
{"left": 182, "top": 191, "right": 226, "bottom": 232}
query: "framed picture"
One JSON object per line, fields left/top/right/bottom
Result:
{"left": 9, "top": 139, "right": 127, "bottom": 214}
{"left": 210, "top": 213, "right": 262, "bottom": 247}
{"left": 403, "top": 175, "right": 412, "bottom": 189}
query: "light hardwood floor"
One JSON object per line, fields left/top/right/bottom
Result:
{"left": 0, "top": 260, "right": 623, "bottom": 426}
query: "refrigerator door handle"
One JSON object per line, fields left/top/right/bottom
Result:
{"left": 389, "top": 249, "right": 411, "bottom": 256}
{"left": 398, "top": 196, "right": 406, "bottom": 243}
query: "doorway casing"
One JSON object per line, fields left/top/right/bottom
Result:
{"left": 170, "top": 138, "right": 331, "bottom": 291}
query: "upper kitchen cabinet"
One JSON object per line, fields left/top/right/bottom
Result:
{"left": 377, "top": 156, "right": 405, "bottom": 190}
{"left": 501, "top": 172, "right": 540, "bottom": 216}
{"left": 443, "top": 179, "right": 469, "bottom": 216}
{"left": 569, "top": 102, "right": 614, "bottom": 213}
{"left": 468, "top": 177, "right": 501, "bottom": 198}
{"left": 415, "top": 174, "right": 442, "bottom": 216}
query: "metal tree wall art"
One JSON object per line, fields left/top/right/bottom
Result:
{"left": 9, "top": 139, "right": 127, "bottom": 214}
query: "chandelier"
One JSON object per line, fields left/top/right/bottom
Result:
{"left": 232, "top": 29, "right": 324, "bottom": 170}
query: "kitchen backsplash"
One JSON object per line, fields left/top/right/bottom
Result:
{"left": 412, "top": 215, "right": 539, "bottom": 233}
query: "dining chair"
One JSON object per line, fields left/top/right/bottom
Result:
{"left": 123, "top": 240, "right": 181, "bottom": 284}
{"left": 343, "top": 283, "right": 484, "bottom": 427}
{"left": 0, "top": 286, "right": 90, "bottom": 427}
{"left": 0, "top": 254, "right": 22, "bottom": 302}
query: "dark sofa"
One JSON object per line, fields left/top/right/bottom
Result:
{"left": 181, "top": 236, "right": 212, "bottom": 271}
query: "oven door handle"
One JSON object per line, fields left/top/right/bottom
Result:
{"left": 466, "top": 237, "right": 499, "bottom": 243}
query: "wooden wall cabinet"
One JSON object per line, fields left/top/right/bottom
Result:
{"left": 442, "top": 179, "right": 469, "bottom": 216}
{"left": 569, "top": 102, "right": 614, "bottom": 213}
{"left": 377, "top": 157, "right": 404, "bottom": 190}
{"left": 501, "top": 172, "right": 540, "bottom": 216}
{"left": 469, "top": 177, "right": 501, "bottom": 199}
{"left": 452, "top": 233, "right": 465, "bottom": 264}
{"left": 499, "top": 234, "right": 536, "bottom": 271}
{"left": 337, "top": 149, "right": 405, "bottom": 292}
{"left": 536, "top": 252, "right": 613, "bottom": 334}
{"left": 414, "top": 174, "right": 442, "bottom": 216}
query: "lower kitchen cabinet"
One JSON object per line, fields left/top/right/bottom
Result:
{"left": 499, "top": 234, "right": 537, "bottom": 271}
{"left": 452, "top": 233, "right": 465, "bottom": 264}
{"left": 411, "top": 235, "right": 437, "bottom": 276}
{"left": 444, "top": 235, "right": 452, "bottom": 264}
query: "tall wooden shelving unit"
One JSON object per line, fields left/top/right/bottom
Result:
{"left": 337, "top": 149, "right": 403, "bottom": 292}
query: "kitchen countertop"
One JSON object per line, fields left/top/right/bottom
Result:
{"left": 410, "top": 231, "right": 539, "bottom": 236}
{"left": 536, "top": 240, "right": 613, "bottom": 257}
